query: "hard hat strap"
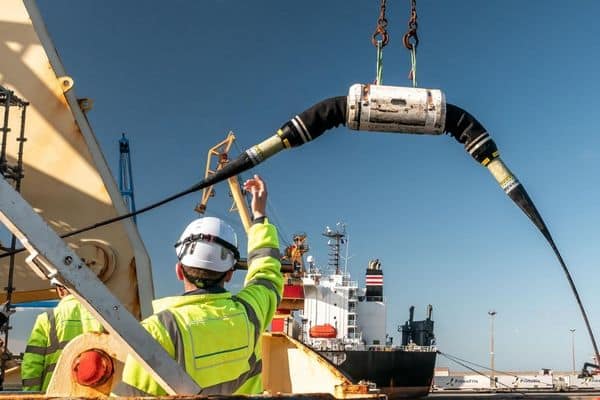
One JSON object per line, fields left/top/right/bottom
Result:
{"left": 174, "top": 233, "right": 240, "bottom": 261}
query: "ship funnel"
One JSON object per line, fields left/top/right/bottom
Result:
{"left": 365, "top": 260, "right": 383, "bottom": 301}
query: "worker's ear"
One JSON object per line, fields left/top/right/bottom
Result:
{"left": 175, "top": 262, "right": 184, "bottom": 282}
{"left": 224, "top": 270, "right": 234, "bottom": 282}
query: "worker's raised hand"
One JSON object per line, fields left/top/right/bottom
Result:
{"left": 243, "top": 175, "right": 267, "bottom": 220}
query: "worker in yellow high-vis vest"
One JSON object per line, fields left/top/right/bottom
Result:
{"left": 21, "top": 280, "right": 103, "bottom": 391}
{"left": 113, "top": 175, "right": 283, "bottom": 396}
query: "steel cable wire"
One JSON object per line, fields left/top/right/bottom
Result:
{"left": 437, "top": 350, "right": 530, "bottom": 395}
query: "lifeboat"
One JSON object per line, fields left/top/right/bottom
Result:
{"left": 310, "top": 323, "right": 337, "bottom": 338}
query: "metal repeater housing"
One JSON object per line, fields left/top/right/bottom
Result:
{"left": 346, "top": 83, "right": 446, "bottom": 134}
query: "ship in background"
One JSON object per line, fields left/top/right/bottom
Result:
{"left": 272, "top": 225, "right": 437, "bottom": 399}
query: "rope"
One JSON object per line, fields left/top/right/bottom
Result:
{"left": 409, "top": 46, "right": 417, "bottom": 87}
{"left": 437, "top": 350, "right": 535, "bottom": 395}
{"left": 375, "top": 40, "right": 384, "bottom": 85}
{"left": 266, "top": 202, "right": 291, "bottom": 248}
{"left": 438, "top": 351, "right": 518, "bottom": 378}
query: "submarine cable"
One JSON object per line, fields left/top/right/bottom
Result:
{"left": 443, "top": 103, "right": 600, "bottom": 367}
{"left": 0, "top": 96, "right": 347, "bottom": 260}
{"left": 344, "top": 83, "right": 600, "bottom": 369}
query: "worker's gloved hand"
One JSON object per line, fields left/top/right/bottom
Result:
{"left": 0, "top": 302, "right": 15, "bottom": 326}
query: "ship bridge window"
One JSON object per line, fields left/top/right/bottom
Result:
{"left": 347, "top": 327, "right": 357, "bottom": 339}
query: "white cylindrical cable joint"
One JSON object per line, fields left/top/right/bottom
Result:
{"left": 486, "top": 157, "right": 522, "bottom": 195}
{"left": 346, "top": 84, "right": 446, "bottom": 134}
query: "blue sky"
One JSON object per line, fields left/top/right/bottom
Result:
{"left": 12, "top": 0, "right": 600, "bottom": 373}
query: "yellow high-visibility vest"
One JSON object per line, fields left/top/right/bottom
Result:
{"left": 21, "top": 295, "right": 103, "bottom": 391}
{"left": 115, "top": 220, "right": 283, "bottom": 396}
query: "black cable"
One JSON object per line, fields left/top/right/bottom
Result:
{"left": 0, "top": 96, "right": 347, "bottom": 261}
{"left": 445, "top": 103, "right": 600, "bottom": 370}
{"left": 0, "top": 179, "right": 208, "bottom": 260}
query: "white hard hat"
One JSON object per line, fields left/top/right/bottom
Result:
{"left": 174, "top": 217, "right": 239, "bottom": 272}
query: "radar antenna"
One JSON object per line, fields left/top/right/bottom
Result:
{"left": 322, "top": 223, "right": 346, "bottom": 275}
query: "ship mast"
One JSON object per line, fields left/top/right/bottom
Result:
{"left": 322, "top": 224, "right": 346, "bottom": 275}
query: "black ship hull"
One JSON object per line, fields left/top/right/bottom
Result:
{"left": 318, "top": 349, "right": 436, "bottom": 399}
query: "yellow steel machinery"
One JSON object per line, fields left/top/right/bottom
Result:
{"left": 0, "top": 0, "right": 154, "bottom": 315}
{"left": 195, "top": 132, "right": 252, "bottom": 232}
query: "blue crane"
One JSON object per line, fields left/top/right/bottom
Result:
{"left": 119, "top": 133, "right": 137, "bottom": 223}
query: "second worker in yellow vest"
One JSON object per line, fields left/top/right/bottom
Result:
{"left": 113, "top": 174, "right": 283, "bottom": 396}
{"left": 21, "top": 280, "right": 103, "bottom": 391}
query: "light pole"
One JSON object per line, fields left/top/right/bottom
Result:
{"left": 570, "top": 329, "right": 576, "bottom": 374}
{"left": 488, "top": 310, "right": 497, "bottom": 389}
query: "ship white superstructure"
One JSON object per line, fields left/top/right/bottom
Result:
{"left": 300, "top": 268, "right": 390, "bottom": 351}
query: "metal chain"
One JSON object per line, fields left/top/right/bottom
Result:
{"left": 371, "top": 0, "right": 389, "bottom": 47}
{"left": 403, "top": 0, "right": 419, "bottom": 86}
{"left": 372, "top": 0, "right": 388, "bottom": 85}
{"left": 402, "top": 0, "right": 419, "bottom": 50}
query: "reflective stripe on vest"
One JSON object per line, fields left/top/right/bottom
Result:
{"left": 231, "top": 296, "right": 261, "bottom": 344}
{"left": 45, "top": 311, "right": 71, "bottom": 354}
{"left": 42, "top": 310, "right": 57, "bottom": 386}
{"left": 22, "top": 376, "right": 43, "bottom": 388}
{"left": 156, "top": 310, "right": 186, "bottom": 365}
{"left": 24, "top": 345, "right": 46, "bottom": 355}
{"left": 247, "top": 247, "right": 280, "bottom": 267}
{"left": 244, "top": 278, "right": 281, "bottom": 305}
{"left": 112, "top": 380, "right": 154, "bottom": 397}
{"left": 156, "top": 304, "right": 263, "bottom": 394}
